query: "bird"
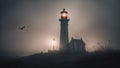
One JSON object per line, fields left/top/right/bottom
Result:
{"left": 18, "top": 25, "right": 25, "bottom": 30}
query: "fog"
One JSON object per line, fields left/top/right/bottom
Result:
{"left": 0, "top": 0, "right": 120, "bottom": 56}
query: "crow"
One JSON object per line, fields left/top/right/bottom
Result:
{"left": 18, "top": 25, "right": 25, "bottom": 30}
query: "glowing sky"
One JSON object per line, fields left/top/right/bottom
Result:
{"left": 0, "top": 0, "right": 120, "bottom": 56}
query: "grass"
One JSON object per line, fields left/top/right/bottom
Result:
{"left": 0, "top": 49, "right": 120, "bottom": 68}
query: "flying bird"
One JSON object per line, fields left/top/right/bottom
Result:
{"left": 18, "top": 25, "right": 26, "bottom": 30}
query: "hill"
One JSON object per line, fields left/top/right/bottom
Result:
{"left": 0, "top": 50, "right": 120, "bottom": 68}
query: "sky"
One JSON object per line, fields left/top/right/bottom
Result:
{"left": 0, "top": 0, "right": 120, "bottom": 56}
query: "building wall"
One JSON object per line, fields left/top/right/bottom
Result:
{"left": 68, "top": 38, "right": 86, "bottom": 53}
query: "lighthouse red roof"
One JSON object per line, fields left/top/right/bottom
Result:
{"left": 61, "top": 8, "right": 68, "bottom": 14}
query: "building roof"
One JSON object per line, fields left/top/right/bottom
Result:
{"left": 69, "top": 37, "right": 85, "bottom": 45}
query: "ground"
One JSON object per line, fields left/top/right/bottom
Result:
{"left": 0, "top": 50, "right": 120, "bottom": 68}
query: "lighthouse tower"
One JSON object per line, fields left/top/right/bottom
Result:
{"left": 59, "top": 8, "right": 70, "bottom": 51}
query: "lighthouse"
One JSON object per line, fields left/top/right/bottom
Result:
{"left": 59, "top": 8, "right": 70, "bottom": 51}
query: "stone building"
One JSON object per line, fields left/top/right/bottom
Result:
{"left": 68, "top": 38, "right": 86, "bottom": 53}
